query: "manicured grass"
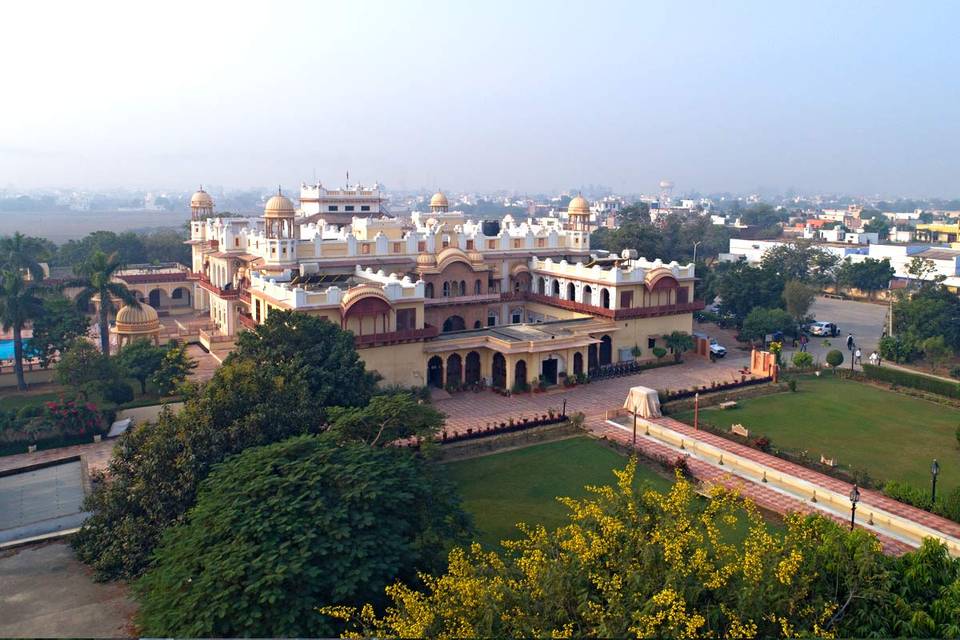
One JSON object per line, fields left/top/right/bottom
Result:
{"left": 444, "top": 437, "right": 672, "bottom": 547}
{"left": 673, "top": 376, "right": 960, "bottom": 493}
{"left": 0, "top": 391, "right": 61, "bottom": 411}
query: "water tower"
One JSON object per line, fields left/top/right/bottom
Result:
{"left": 658, "top": 180, "right": 674, "bottom": 207}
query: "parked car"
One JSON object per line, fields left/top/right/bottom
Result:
{"left": 708, "top": 338, "right": 727, "bottom": 358}
{"left": 693, "top": 332, "right": 727, "bottom": 358}
{"left": 808, "top": 321, "right": 839, "bottom": 337}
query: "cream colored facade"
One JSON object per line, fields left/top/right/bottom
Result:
{"left": 186, "top": 186, "right": 702, "bottom": 388}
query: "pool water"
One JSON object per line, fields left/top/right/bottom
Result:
{"left": 0, "top": 339, "right": 37, "bottom": 361}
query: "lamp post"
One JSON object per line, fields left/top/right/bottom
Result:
{"left": 632, "top": 406, "right": 637, "bottom": 447}
{"left": 931, "top": 459, "right": 940, "bottom": 502}
{"left": 693, "top": 240, "right": 703, "bottom": 265}
{"left": 693, "top": 392, "right": 700, "bottom": 430}
{"left": 849, "top": 484, "right": 860, "bottom": 530}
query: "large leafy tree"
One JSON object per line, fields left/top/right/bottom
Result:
{"left": 30, "top": 293, "right": 89, "bottom": 368}
{"left": 134, "top": 435, "right": 471, "bottom": 638}
{"left": 230, "top": 309, "right": 378, "bottom": 409}
{"left": 329, "top": 465, "right": 893, "bottom": 638}
{"left": 117, "top": 339, "right": 166, "bottom": 394}
{"left": 836, "top": 257, "right": 895, "bottom": 297}
{"left": 741, "top": 307, "right": 795, "bottom": 343}
{"left": 893, "top": 285, "right": 960, "bottom": 356}
{"left": 72, "top": 357, "right": 318, "bottom": 580}
{"left": 760, "top": 240, "right": 837, "bottom": 283}
{"left": 55, "top": 339, "right": 119, "bottom": 396}
{"left": 663, "top": 330, "right": 695, "bottom": 362}
{"left": 73, "top": 316, "right": 373, "bottom": 580}
{"left": 65, "top": 250, "right": 139, "bottom": 355}
{"left": 714, "top": 261, "right": 785, "bottom": 323}
{"left": 327, "top": 393, "right": 444, "bottom": 446}
{"left": 0, "top": 270, "right": 44, "bottom": 390}
{"left": 151, "top": 341, "right": 196, "bottom": 395}
{"left": 782, "top": 279, "right": 816, "bottom": 322}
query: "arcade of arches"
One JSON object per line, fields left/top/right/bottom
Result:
{"left": 423, "top": 333, "right": 614, "bottom": 390}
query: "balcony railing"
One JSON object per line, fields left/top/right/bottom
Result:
{"left": 424, "top": 292, "right": 501, "bottom": 306}
{"left": 354, "top": 324, "right": 439, "bottom": 348}
{"left": 193, "top": 273, "right": 241, "bottom": 300}
{"left": 238, "top": 312, "right": 257, "bottom": 330}
{"left": 501, "top": 291, "right": 704, "bottom": 320}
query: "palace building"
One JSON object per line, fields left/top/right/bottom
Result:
{"left": 186, "top": 184, "right": 702, "bottom": 389}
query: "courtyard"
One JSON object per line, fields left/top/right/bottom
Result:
{"left": 672, "top": 375, "right": 960, "bottom": 493}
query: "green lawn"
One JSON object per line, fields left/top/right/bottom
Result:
{"left": 673, "top": 377, "right": 960, "bottom": 493}
{"left": 0, "top": 391, "right": 61, "bottom": 410}
{"left": 444, "top": 437, "right": 672, "bottom": 547}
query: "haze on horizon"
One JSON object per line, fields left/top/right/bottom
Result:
{"left": 3, "top": 0, "right": 959, "bottom": 198}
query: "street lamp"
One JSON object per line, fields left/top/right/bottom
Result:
{"left": 849, "top": 484, "right": 860, "bottom": 530}
{"left": 694, "top": 392, "right": 700, "bottom": 430}
{"left": 693, "top": 240, "right": 703, "bottom": 265}
{"left": 931, "top": 459, "right": 940, "bottom": 502}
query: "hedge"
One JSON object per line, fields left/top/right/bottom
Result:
{"left": 861, "top": 363, "right": 960, "bottom": 399}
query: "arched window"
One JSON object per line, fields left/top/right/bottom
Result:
{"left": 425, "top": 282, "right": 434, "bottom": 298}
{"left": 582, "top": 284, "right": 592, "bottom": 305}
{"left": 567, "top": 282, "right": 576, "bottom": 301}
{"left": 538, "top": 277, "right": 546, "bottom": 295}
{"left": 601, "top": 288, "right": 610, "bottom": 309}
{"left": 442, "top": 281, "right": 450, "bottom": 297}
{"left": 460, "top": 280, "right": 467, "bottom": 296}
{"left": 552, "top": 279, "right": 560, "bottom": 296}
{"left": 475, "top": 279, "right": 482, "bottom": 295}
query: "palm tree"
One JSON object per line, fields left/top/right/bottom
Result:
{"left": 664, "top": 330, "right": 695, "bottom": 363}
{"left": 65, "top": 251, "right": 139, "bottom": 355}
{"left": 0, "top": 270, "right": 44, "bottom": 390}
{"left": 0, "top": 232, "right": 47, "bottom": 282}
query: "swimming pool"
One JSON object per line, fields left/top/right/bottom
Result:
{"left": 0, "top": 339, "right": 37, "bottom": 361}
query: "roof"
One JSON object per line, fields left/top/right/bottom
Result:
{"left": 429, "top": 317, "right": 610, "bottom": 347}
{"left": 917, "top": 248, "right": 960, "bottom": 261}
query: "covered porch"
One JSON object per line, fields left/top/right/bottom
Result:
{"left": 422, "top": 317, "right": 617, "bottom": 391}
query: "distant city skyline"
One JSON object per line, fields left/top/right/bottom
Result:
{"left": 2, "top": 1, "right": 959, "bottom": 197}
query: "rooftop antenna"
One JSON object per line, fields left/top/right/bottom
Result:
{"left": 346, "top": 170, "right": 350, "bottom": 187}
{"left": 278, "top": 184, "right": 282, "bottom": 196}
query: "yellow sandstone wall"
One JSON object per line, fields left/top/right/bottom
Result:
{"left": 360, "top": 341, "right": 428, "bottom": 387}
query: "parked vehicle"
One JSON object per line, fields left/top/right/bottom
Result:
{"left": 808, "top": 321, "right": 839, "bottom": 337}
{"left": 708, "top": 338, "right": 727, "bottom": 358}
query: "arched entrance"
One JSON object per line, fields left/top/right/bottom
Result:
{"left": 600, "top": 288, "right": 610, "bottom": 309}
{"left": 541, "top": 357, "right": 558, "bottom": 385}
{"left": 582, "top": 284, "right": 592, "bottom": 305}
{"left": 599, "top": 335, "right": 613, "bottom": 366}
{"left": 515, "top": 359, "right": 528, "bottom": 389}
{"left": 442, "top": 315, "right": 466, "bottom": 332}
{"left": 573, "top": 352, "right": 584, "bottom": 376}
{"left": 148, "top": 289, "right": 166, "bottom": 308}
{"left": 567, "top": 282, "right": 576, "bottom": 301}
{"left": 492, "top": 353, "right": 507, "bottom": 389}
{"left": 552, "top": 280, "right": 561, "bottom": 296}
{"left": 538, "top": 277, "right": 546, "bottom": 294}
{"left": 465, "top": 351, "right": 481, "bottom": 385}
{"left": 427, "top": 356, "right": 444, "bottom": 388}
{"left": 446, "top": 354, "right": 462, "bottom": 388}
{"left": 171, "top": 287, "right": 191, "bottom": 307}
{"left": 588, "top": 343, "right": 599, "bottom": 373}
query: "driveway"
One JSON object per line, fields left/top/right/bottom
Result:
{"left": 800, "top": 297, "right": 888, "bottom": 366}
{"left": 0, "top": 461, "right": 87, "bottom": 544}
{"left": 0, "top": 542, "right": 135, "bottom": 637}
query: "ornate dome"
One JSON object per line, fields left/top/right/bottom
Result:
{"left": 429, "top": 191, "right": 449, "bottom": 209}
{"left": 115, "top": 303, "right": 160, "bottom": 333}
{"left": 264, "top": 191, "right": 296, "bottom": 217}
{"left": 190, "top": 188, "right": 214, "bottom": 208}
{"left": 567, "top": 194, "right": 591, "bottom": 217}
{"left": 416, "top": 252, "right": 437, "bottom": 267}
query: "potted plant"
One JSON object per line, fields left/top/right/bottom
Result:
{"left": 631, "top": 344, "right": 643, "bottom": 361}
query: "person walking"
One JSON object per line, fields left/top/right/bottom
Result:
{"left": 854, "top": 347, "right": 862, "bottom": 366}
{"left": 846, "top": 333, "right": 854, "bottom": 352}
{"left": 799, "top": 335, "right": 808, "bottom": 352}
{"left": 869, "top": 351, "right": 879, "bottom": 366}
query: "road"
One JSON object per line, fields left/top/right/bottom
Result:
{"left": 798, "top": 296, "right": 888, "bottom": 367}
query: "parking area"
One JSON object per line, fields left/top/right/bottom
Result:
{"left": 0, "top": 542, "right": 135, "bottom": 637}
{"left": 800, "top": 297, "right": 887, "bottom": 365}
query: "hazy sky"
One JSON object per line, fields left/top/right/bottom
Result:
{"left": 3, "top": 1, "right": 959, "bottom": 196}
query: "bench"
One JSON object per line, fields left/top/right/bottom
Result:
{"left": 820, "top": 455, "right": 836, "bottom": 467}
{"left": 731, "top": 423, "right": 749, "bottom": 437}
{"left": 719, "top": 401, "right": 738, "bottom": 410}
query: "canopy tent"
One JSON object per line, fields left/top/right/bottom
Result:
{"left": 623, "top": 386, "right": 661, "bottom": 419}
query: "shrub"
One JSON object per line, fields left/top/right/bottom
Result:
{"left": 825, "top": 349, "right": 844, "bottom": 369}
{"left": 950, "top": 365, "right": 960, "bottom": 380}
{"left": 652, "top": 346, "right": 667, "bottom": 360}
{"left": 792, "top": 351, "right": 814, "bottom": 368}
{"left": 883, "top": 480, "right": 933, "bottom": 511}
{"left": 861, "top": 363, "right": 960, "bottom": 399}
{"left": 102, "top": 380, "right": 135, "bottom": 405}
{"left": 787, "top": 379, "right": 797, "bottom": 392}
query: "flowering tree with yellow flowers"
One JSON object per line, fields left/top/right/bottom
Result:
{"left": 324, "top": 463, "right": 893, "bottom": 639}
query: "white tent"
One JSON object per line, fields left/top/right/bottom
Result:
{"left": 623, "top": 386, "right": 661, "bottom": 419}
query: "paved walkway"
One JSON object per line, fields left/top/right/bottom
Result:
{"left": 438, "top": 357, "right": 746, "bottom": 434}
